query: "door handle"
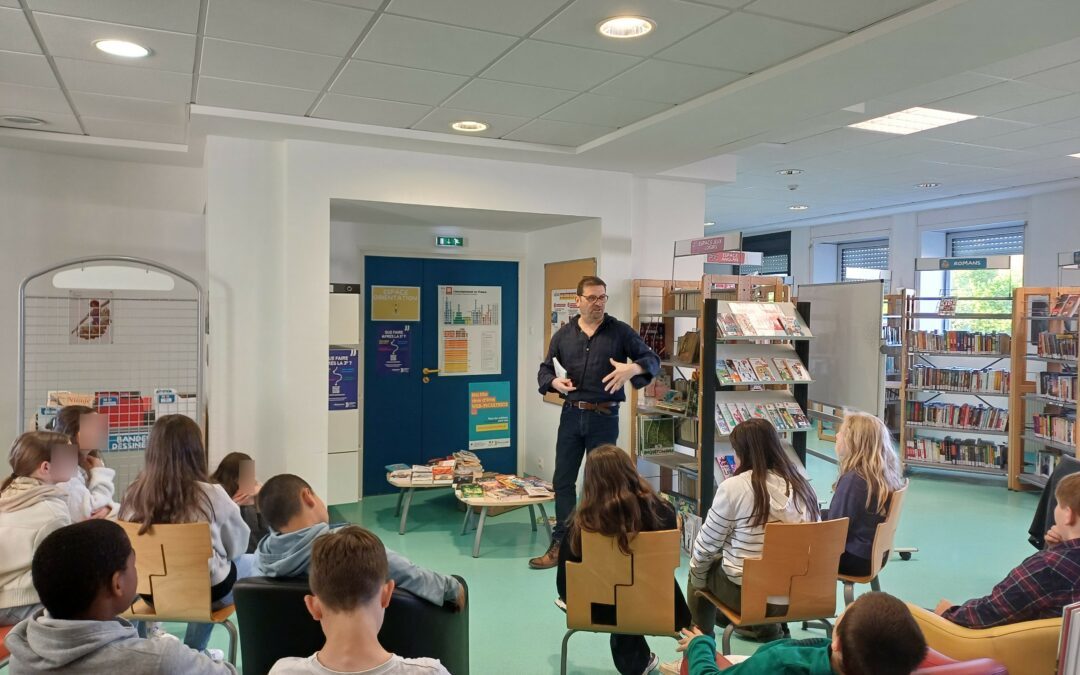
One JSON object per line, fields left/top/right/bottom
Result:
{"left": 422, "top": 367, "right": 439, "bottom": 383}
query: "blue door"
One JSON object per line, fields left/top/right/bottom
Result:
{"left": 363, "top": 256, "right": 518, "bottom": 496}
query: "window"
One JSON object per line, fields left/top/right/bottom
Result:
{"left": 947, "top": 226, "right": 1024, "bottom": 257}
{"left": 941, "top": 224, "right": 1024, "bottom": 333}
{"left": 737, "top": 231, "right": 790, "bottom": 276}
{"left": 838, "top": 239, "right": 889, "bottom": 281}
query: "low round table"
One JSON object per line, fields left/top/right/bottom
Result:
{"left": 387, "top": 474, "right": 453, "bottom": 535}
{"left": 456, "top": 490, "right": 554, "bottom": 558}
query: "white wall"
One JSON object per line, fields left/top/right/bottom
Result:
{"left": 0, "top": 146, "right": 205, "bottom": 448}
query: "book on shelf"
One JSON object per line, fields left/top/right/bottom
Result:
{"left": 905, "top": 401, "right": 1008, "bottom": 432}
{"left": 882, "top": 325, "right": 901, "bottom": 344}
{"left": 1038, "top": 332, "right": 1078, "bottom": 359}
{"left": 674, "top": 289, "right": 702, "bottom": 311}
{"left": 1038, "top": 371, "right": 1077, "bottom": 401}
{"left": 907, "top": 365, "right": 1010, "bottom": 394}
{"left": 906, "top": 330, "right": 1011, "bottom": 354}
{"left": 638, "top": 415, "right": 676, "bottom": 456}
{"left": 715, "top": 401, "right": 811, "bottom": 435}
{"left": 680, "top": 513, "right": 702, "bottom": 555}
{"left": 1032, "top": 412, "right": 1076, "bottom": 445}
{"left": 725, "top": 302, "right": 803, "bottom": 337}
{"left": 1058, "top": 601, "right": 1080, "bottom": 675}
{"left": 904, "top": 436, "right": 1007, "bottom": 469}
{"left": 715, "top": 454, "right": 736, "bottom": 480}
{"left": 1032, "top": 451, "right": 1062, "bottom": 479}
{"left": 937, "top": 297, "right": 958, "bottom": 316}
{"left": 715, "top": 357, "right": 809, "bottom": 385}
{"left": 676, "top": 331, "right": 700, "bottom": 363}
{"left": 1050, "top": 294, "right": 1080, "bottom": 318}
{"left": 639, "top": 321, "right": 667, "bottom": 359}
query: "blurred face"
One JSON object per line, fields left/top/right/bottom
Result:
{"left": 313, "top": 490, "right": 331, "bottom": 524}
{"left": 77, "top": 413, "right": 108, "bottom": 453}
{"left": 239, "top": 459, "right": 257, "bottom": 494}
{"left": 1054, "top": 501, "right": 1075, "bottom": 529}
{"left": 577, "top": 284, "right": 608, "bottom": 322}
{"left": 835, "top": 422, "right": 849, "bottom": 459}
{"left": 40, "top": 444, "right": 79, "bottom": 483}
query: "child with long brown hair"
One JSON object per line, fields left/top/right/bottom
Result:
{"left": 0, "top": 431, "right": 79, "bottom": 625}
{"left": 828, "top": 412, "right": 906, "bottom": 577}
{"left": 48, "top": 405, "right": 118, "bottom": 521}
{"left": 211, "top": 452, "right": 269, "bottom": 553}
{"left": 119, "top": 415, "right": 252, "bottom": 655}
{"left": 556, "top": 444, "right": 691, "bottom": 675}
{"left": 688, "top": 418, "right": 820, "bottom": 641}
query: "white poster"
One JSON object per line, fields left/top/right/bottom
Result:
{"left": 550, "top": 288, "right": 577, "bottom": 334}
{"left": 438, "top": 285, "right": 501, "bottom": 376}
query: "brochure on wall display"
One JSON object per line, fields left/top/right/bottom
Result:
{"left": 375, "top": 324, "right": 411, "bottom": 376}
{"left": 438, "top": 285, "right": 501, "bottom": 376}
{"left": 371, "top": 286, "right": 420, "bottom": 322}
{"left": 726, "top": 302, "right": 789, "bottom": 336}
{"left": 468, "top": 381, "right": 511, "bottom": 450}
{"left": 550, "top": 288, "right": 578, "bottom": 334}
{"left": 69, "top": 291, "right": 113, "bottom": 344}
{"left": 328, "top": 349, "right": 359, "bottom": 410}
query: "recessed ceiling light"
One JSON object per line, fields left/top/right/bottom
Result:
{"left": 451, "top": 120, "right": 488, "bottom": 133}
{"left": 1069, "top": 153, "right": 1080, "bottom": 159}
{"left": 915, "top": 182, "right": 941, "bottom": 188}
{"left": 776, "top": 169, "right": 803, "bottom": 176}
{"left": 849, "top": 107, "right": 976, "bottom": 135}
{"left": 704, "top": 221, "right": 715, "bottom": 226}
{"left": 94, "top": 39, "right": 150, "bottom": 58}
{"left": 788, "top": 205, "right": 810, "bottom": 211}
{"left": 597, "top": 16, "right": 655, "bottom": 39}
{"left": 0, "top": 115, "right": 45, "bottom": 126}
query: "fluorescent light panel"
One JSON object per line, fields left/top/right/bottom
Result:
{"left": 849, "top": 107, "right": 976, "bottom": 135}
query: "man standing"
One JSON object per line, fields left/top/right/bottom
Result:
{"left": 531, "top": 276, "right": 660, "bottom": 569}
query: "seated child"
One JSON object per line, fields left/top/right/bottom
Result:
{"left": 48, "top": 405, "right": 119, "bottom": 521}
{"left": 254, "top": 474, "right": 464, "bottom": 610}
{"left": 677, "top": 592, "right": 927, "bottom": 675}
{"left": 268, "top": 525, "right": 449, "bottom": 675}
{"left": 211, "top": 452, "right": 269, "bottom": 554}
{"left": 4, "top": 519, "right": 235, "bottom": 674}
{"left": 936, "top": 472, "right": 1080, "bottom": 627}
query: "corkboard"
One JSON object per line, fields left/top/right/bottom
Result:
{"left": 543, "top": 258, "right": 597, "bottom": 405}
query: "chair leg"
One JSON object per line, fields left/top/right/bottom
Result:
{"left": 722, "top": 624, "right": 735, "bottom": 656}
{"left": 221, "top": 618, "right": 239, "bottom": 665}
{"left": 538, "top": 502, "right": 553, "bottom": 539}
{"left": 870, "top": 576, "right": 881, "bottom": 593}
{"left": 821, "top": 618, "right": 833, "bottom": 639}
{"left": 560, "top": 629, "right": 576, "bottom": 675}
{"left": 843, "top": 581, "right": 856, "bottom": 606}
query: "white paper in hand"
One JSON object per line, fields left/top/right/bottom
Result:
{"left": 553, "top": 357, "right": 568, "bottom": 380}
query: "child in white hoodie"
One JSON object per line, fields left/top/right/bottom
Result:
{"left": 47, "top": 405, "right": 119, "bottom": 521}
{"left": 0, "top": 431, "right": 79, "bottom": 625}
{"left": 688, "top": 418, "right": 820, "bottom": 640}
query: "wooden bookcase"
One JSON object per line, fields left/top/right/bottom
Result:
{"left": 882, "top": 290, "right": 912, "bottom": 438}
{"left": 1008, "top": 286, "right": 1080, "bottom": 491}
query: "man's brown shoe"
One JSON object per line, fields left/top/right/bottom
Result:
{"left": 529, "top": 539, "right": 560, "bottom": 569}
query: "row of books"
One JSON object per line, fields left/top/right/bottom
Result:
{"left": 882, "top": 325, "right": 901, "bottom": 345}
{"left": 1032, "top": 413, "right": 1076, "bottom": 445}
{"left": 904, "top": 436, "right": 1007, "bottom": 469}
{"left": 1049, "top": 293, "right": 1080, "bottom": 318}
{"left": 1038, "top": 332, "right": 1078, "bottom": 360}
{"left": 1038, "top": 371, "right": 1077, "bottom": 402}
{"left": 905, "top": 402, "right": 1008, "bottom": 432}
{"left": 714, "top": 401, "right": 811, "bottom": 435}
{"left": 907, "top": 365, "right": 1010, "bottom": 394}
{"left": 718, "top": 312, "right": 804, "bottom": 338}
{"left": 716, "top": 357, "right": 811, "bottom": 384}
{"left": 385, "top": 450, "right": 483, "bottom": 485}
{"left": 906, "top": 330, "right": 1011, "bottom": 355}
{"left": 1031, "top": 451, "right": 1062, "bottom": 479}
{"left": 458, "top": 474, "right": 553, "bottom": 500}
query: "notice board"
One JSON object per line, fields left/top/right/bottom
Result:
{"left": 543, "top": 257, "right": 597, "bottom": 405}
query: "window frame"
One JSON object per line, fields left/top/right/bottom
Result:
{"left": 943, "top": 224, "right": 1024, "bottom": 295}
{"left": 837, "top": 238, "right": 890, "bottom": 282}
{"left": 736, "top": 230, "right": 791, "bottom": 276}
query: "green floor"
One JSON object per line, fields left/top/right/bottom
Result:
{"left": 3, "top": 452, "right": 1041, "bottom": 674}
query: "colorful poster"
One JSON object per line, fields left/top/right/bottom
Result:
{"left": 371, "top": 286, "right": 420, "bottom": 321}
{"left": 376, "top": 324, "right": 411, "bottom": 376}
{"left": 69, "top": 291, "right": 113, "bottom": 344}
{"left": 468, "top": 381, "right": 511, "bottom": 450}
{"left": 328, "top": 349, "right": 359, "bottom": 410}
{"left": 550, "top": 288, "right": 577, "bottom": 334}
{"left": 438, "top": 285, "right": 501, "bottom": 376}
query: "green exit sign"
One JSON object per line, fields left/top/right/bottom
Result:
{"left": 435, "top": 236, "right": 465, "bottom": 248}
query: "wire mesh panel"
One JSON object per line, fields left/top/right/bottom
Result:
{"left": 18, "top": 258, "right": 203, "bottom": 499}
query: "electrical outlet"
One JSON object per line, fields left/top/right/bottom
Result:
{"left": 537, "top": 458, "right": 544, "bottom": 470}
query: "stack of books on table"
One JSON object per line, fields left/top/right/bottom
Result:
{"left": 465, "top": 474, "right": 553, "bottom": 500}
{"left": 410, "top": 465, "right": 433, "bottom": 485}
{"left": 386, "top": 463, "right": 412, "bottom": 480}
{"left": 432, "top": 460, "right": 455, "bottom": 485}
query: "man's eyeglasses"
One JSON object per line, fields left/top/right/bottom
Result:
{"left": 581, "top": 294, "right": 609, "bottom": 304}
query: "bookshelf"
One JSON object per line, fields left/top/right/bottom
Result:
{"left": 1008, "top": 286, "right": 1080, "bottom": 491}
{"left": 899, "top": 294, "right": 1014, "bottom": 478}
{"left": 882, "top": 290, "right": 911, "bottom": 438}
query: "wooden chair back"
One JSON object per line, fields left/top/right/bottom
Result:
{"left": 117, "top": 520, "right": 215, "bottom": 622}
{"left": 566, "top": 529, "right": 680, "bottom": 636}
{"left": 739, "top": 518, "right": 848, "bottom": 624}
{"left": 862, "top": 482, "right": 908, "bottom": 580}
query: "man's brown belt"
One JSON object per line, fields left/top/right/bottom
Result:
{"left": 565, "top": 401, "right": 618, "bottom": 414}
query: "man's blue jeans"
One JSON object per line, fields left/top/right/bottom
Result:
{"left": 551, "top": 403, "right": 620, "bottom": 543}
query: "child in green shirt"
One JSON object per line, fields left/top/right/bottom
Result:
{"left": 677, "top": 592, "right": 927, "bottom": 675}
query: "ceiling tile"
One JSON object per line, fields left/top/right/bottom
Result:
{"left": 316, "top": 0, "right": 381, "bottom": 9}
{"left": 504, "top": 118, "right": 614, "bottom": 146}
{"left": 197, "top": 76, "right": 319, "bottom": 115}
{"left": 656, "top": 12, "right": 842, "bottom": 73}
{"left": 385, "top": 0, "right": 567, "bottom": 36}
{"left": 332, "top": 60, "right": 467, "bottom": 105}
{"left": 314, "top": 92, "right": 431, "bottom": 128}
{"left": 411, "top": 106, "right": 529, "bottom": 138}
{"left": 0, "top": 82, "right": 70, "bottom": 113}
{"left": 444, "top": 79, "right": 577, "bottom": 118}
{"left": 993, "top": 93, "right": 1080, "bottom": 126}
{"left": 27, "top": 0, "right": 200, "bottom": 33}
{"left": 206, "top": 0, "right": 373, "bottom": 57}
{"left": 55, "top": 57, "right": 192, "bottom": 102}
{"left": 593, "top": 59, "right": 743, "bottom": 104}
{"left": 0, "top": 7, "right": 42, "bottom": 53}
{"left": 69, "top": 91, "right": 187, "bottom": 126}
{"left": 877, "top": 71, "right": 1005, "bottom": 107}
{"left": 533, "top": 0, "right": 728, "bottom": 57}
{"left": 542, "top": 93, "right": 670, "bottom": 128}
{"left": 975, "top": 36, "right": 1080, "bottom": 79}
{"left": 689, "top": 0, "right": 753, "bottom": 8}
{"left": 0, "top": 51, "right": 56, "bottom": 87}
{"left": 982, "top": 125, "right": 1080, "bottom": 151}
{"left": 931, "top": 80, "right": 1071, "bottom": 116}
{"left": 34, "top": 13, "right": 196, "bottom": 72}
{"left": 745, "top": 0, "right": 929, "bottom": 33}
{"left": 1046, "top": 115, "right": 1080, "bottom": 134}
{"left": 484, "top": 40, "right": 639, "bottom": 91}
{"left": 82, "top": 116, "right": 186, "bottom": 143}
{"left": 0, "top": 0, "right": 21, "bottom": 6}
{"left": 1022, "top": 60, "right": 1080, "bottom": 94}
{"left": 918, "top": 116, "right": 1031, "bottom": 143}
{"left": 0, "top": 107, "right": 81, "bottom": 133}
{"left": 201, "top": 39, "right": 340, "bottom": 91}
{"left": 354, "top": 14, "right": 517, "bottom": 76}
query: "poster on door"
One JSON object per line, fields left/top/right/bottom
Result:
{"left": 328, "top": 349, "right": 359, "bottom": 410}
{"left": 550, "top": 288, "right": 577, "bottom": 334}
{"left": 375, "top": 324, "right": 411, "bottom": 376}
{"left": 371, "top": 286, "right": 420, "bottom": 322}
{"left": 468, "top": 381, "right": 511, "bottom": 450}
{"left": 438, "top": 285, "right": 501, "bottom": 376}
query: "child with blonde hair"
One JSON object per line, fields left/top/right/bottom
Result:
{"left": 828, "top": 412, "right": 906, "bottom": 576}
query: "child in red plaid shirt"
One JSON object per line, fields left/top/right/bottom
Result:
{"left": 935, "top": 473, "right": 1080, "bottom": 628}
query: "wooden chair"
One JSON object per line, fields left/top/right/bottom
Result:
{"left": 696, "top": 518, "right": 849, "bottom": 655}
{"left": 117, "top": 521, "right": 239, "bottom": 665}
{"left": 837, "top": 482, "right": 908, "bottom": 604}
{"left": 561, "top": 529, "right": 681, "bottom": 675}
